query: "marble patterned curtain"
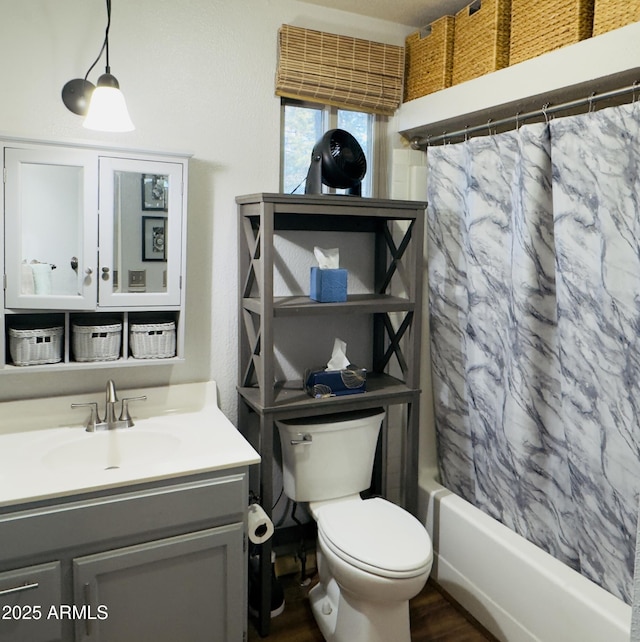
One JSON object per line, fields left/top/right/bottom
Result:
{"left": 427, "top": 102, "right": 640, "bottom": 603}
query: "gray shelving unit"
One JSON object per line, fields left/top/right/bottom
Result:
{"left": 236, "top": 192, "right": 426, "bottom": 636}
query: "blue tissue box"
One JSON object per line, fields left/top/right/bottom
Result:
{"left": 310, "top": 267, "right": 347, "bottom": 303}
{"left": 304, "top": 365, "right": 367, "bottom": 398}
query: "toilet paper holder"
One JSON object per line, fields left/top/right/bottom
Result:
{"left": 247, "top": 499, "right": 275, "bottom": 545}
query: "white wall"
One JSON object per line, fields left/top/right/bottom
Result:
{"left": 0, "top": 0, "right": 412, "bottom": 420}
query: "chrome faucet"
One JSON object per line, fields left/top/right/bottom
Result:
{"left": 72, "top": 379, "right": 147, "bottom": 432}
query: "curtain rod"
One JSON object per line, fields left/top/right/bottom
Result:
{"left": 410, "top": 81, "right": 640, "bottom": 148}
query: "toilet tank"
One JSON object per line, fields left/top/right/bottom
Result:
{"left": 276, "top": 408, "right": 385, "bottom": 502}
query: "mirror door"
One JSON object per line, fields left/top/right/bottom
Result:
{"left": 4, "top": 147, "right": 98, "bottom": 310}
{"left": 98, "top": 157, "right": 183, "bottom": 308}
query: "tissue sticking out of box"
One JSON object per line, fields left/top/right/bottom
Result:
{"left": 310, "top": 247, "right": 348, "bottom": 303}
{"left": 304, "top": 338, "right": 367, "bottom": 398}
{"left": 327, "top": 337, "right": 349, "bottom": 370}
{"left": 314, "top": 246, "right": 340, "bottom": 269}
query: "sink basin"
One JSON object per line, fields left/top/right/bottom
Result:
{"left": 41, "top": 430, "right": 181, "bottom": 472}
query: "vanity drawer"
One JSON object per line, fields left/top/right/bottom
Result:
{"left": 0, "top": 471, "right": 247, "bottom": 565}
{"left": 0, "top": 561, "right": 62, "bottom": 642}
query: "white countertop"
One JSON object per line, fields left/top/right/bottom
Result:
{"left": 0, "top": 381, "right": 260, "bottom": 509}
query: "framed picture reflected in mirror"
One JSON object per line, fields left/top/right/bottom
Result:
{"left": 142, "top": 216, "right": 166, "bottom": 261}
{"left": 141, "top": 174, "right": 168, "bottom": 211}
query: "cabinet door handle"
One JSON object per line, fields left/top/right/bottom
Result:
{"left": 83, "top": 582, "right": 92, "bottom": 636}
{"left": 0, "top": 581, "right": 39, "bottom": 596}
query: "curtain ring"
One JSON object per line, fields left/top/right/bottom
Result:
{"left": 588, "top": 92, "right": 596, "bottom": 112}
{"left": 464, "top": 125, "right": 469, "bottom": 142}
{"left": 515, "top": 111, "right": 521, "bottom": 129}
{"left": 633, "top": 80, "right": 640, "bottom": 103}
{"left": 487, "top": 118, "right": 493, "bottom": 135}
{"left": 541, "top": 103, "right": 550, "bottom": 124}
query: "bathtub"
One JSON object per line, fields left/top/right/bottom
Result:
{"left": 418, "top": 474, "right": 632, "bottom": 642}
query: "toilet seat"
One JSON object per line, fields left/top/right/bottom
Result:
{"left": 317, "top": 497, "right": 432, "bottom": 579}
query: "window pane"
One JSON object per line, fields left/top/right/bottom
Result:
{"left": 338, "top": 110, "right": 372, "bottom": 197}
{"left": 283, "top": 104, "right": 324, "bottom": 194}
{"left": 281, "top": 103, "right": 374, "bottom": 196}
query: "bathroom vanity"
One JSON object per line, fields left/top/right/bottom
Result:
{"left": 0, "top": 381, "right": 259, "bottom": 642}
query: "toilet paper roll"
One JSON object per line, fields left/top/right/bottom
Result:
{"left": 247, "top": 503, "right": 274, "bottom": 544}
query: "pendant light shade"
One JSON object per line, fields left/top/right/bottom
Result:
{"left": 61, "top": 0, "right": 134, "bottom": 132}
{"left": 83, "top": 73, "right": 134, "bottom": 132}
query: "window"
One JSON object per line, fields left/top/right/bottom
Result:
{"left": 281, "top": 100, "right": 376, "bottom": 197}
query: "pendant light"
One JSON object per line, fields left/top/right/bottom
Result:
{"left": 61, "top": 0, "right": 134, "bottom": 132}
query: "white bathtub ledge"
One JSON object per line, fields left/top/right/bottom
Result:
{"left": 419, "top": 477, "right": 631, "bottom": 642}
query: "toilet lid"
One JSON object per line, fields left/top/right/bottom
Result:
{"left": 317, "top": 498, "right": 432, "bottom": 579}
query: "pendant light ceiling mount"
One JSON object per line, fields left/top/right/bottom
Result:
{"left": 61, "top": 0, "right": 134, "bottom": 132}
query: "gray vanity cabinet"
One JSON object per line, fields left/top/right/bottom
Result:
{"left": 0, "top": 562, "right": 63, "bottom": 642}
{"left": 73, "top": 525, "right": 244, "bottom": 642}
{"left": 0, "top": 470, "right": 248, "bottom": 642}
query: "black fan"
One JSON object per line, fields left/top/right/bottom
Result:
{"left": 305, "top": 129, "right": 367, "bottom": 196}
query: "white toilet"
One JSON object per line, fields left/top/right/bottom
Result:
{"left": 276, "top": 408, "right": 433, "bottom": 642}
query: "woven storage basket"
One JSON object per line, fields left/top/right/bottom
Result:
{"left": 72, "top": 321, "right": 122, "bottom": 362}
{"left": 9, "top": 326, "right": 63, "bottom": 366}
{"left": 130, "top": 321, "right": 176, "bottom": 359}
{"left": 593, "top": 0, "right": 640, "bottom": 35}
{"left": 510, "top": 0, "right": 594, "bottom": 65}
{"left": 404, "top": 15, "right": 455, "bottom": 101}
{"left": 452, "top": 0, "right": 511, "bottom": 85}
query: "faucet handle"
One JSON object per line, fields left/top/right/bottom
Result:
{"left": 119, "top": 395, "right": 147, "bottom": 426}
{"left": 71, "top": 402, "right": 101, "bottom": 432}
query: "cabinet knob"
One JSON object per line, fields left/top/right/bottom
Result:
{"left": 102, "top": 266, "right": 110, "bottom": 274}
{"left": 85, "top": 267, "right": 93, "bottom": 275}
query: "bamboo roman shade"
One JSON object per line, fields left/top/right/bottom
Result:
{"left": 275, "top": 24, "right": 405, "bottom": 115}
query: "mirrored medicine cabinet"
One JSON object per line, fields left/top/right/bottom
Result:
{"left": 1, "top": 140, "right": 189, "bottom": 370}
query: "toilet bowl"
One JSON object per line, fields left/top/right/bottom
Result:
{"left": 276, "top": 409, "right": 433, "bottom": 642}
{"left": 309, "top": 496, "right": 432, "bottom": 642}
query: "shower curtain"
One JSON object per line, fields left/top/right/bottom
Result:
{"left": 427, "top": 101, "right": 640, "bottom": 604}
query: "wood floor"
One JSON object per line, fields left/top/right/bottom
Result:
{"left": 248, "top": 574, "right": 497, "bottom": 642}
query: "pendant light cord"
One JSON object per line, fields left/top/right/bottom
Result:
{"left": 83, "top": 0, "right": 112, "bottom": 81}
